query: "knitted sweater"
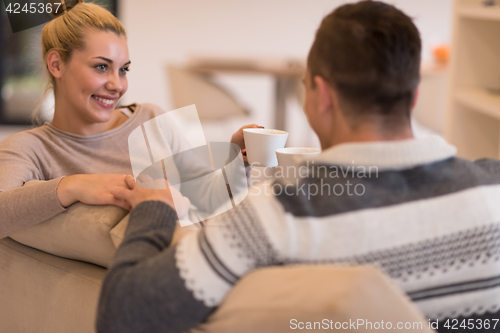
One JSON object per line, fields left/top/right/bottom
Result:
{"left": 97, "top": 135, "right": 500, "bottom": 333}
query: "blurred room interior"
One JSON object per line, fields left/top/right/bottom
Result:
{"left": 0, "top": 0, "right": 453, "bottom": 148}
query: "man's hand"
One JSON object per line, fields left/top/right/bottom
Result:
{"left": 231, "top": 124, "right": 264, "bottom": 163}
{"left": 113, "top": 176, "right": 190, "bottom": 218}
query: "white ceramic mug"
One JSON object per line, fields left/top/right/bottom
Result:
{"left": 275, "top": 147, "right": 321, "bottom": 167}
{"left": 243, "top": 129, "right": 288, "bottom": 167}
{"left": 275, "top": 147, "right": 321, "bottom": 183}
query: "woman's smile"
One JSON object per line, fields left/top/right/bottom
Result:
{"left": 91, "top": 94, "right": 119, "bottom": 109}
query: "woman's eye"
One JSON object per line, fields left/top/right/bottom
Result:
{"left": 95, "top": 64, "right": 107, "bottom": 71}
{"left": 120, "top": 67, "right": 130, "bottom": 74}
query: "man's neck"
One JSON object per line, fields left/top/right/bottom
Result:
{"left": 323, "top": 122, "right": 414, "bottom": 150}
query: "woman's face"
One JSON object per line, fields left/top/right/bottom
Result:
{"left": 56, "top": 29, "right": 130, "bottom": 128}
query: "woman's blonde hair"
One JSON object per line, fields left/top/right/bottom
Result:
{"left": 41, "top": 1, "right": 126, "bottom": 88}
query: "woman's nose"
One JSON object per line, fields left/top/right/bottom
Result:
{"left": 106, "top": 72, "right": 124, "bottom": 93}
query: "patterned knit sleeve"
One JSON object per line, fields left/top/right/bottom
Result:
{"left": 96, "top": 201, "right": 213, "bottom": 333}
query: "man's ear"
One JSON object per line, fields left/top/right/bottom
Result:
{"left": 314, "top": 76, "right": 335, "bottom": 114}
{"left": 46, "top": 50, "right": 64, "bottom": 79}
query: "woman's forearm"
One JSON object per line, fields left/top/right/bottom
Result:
{"left": 0, "top": 178, "right": 67, "bottom": 238}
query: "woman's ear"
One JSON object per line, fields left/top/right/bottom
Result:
{"left": 46, "top": 50, "right": 64, "bottom": 79}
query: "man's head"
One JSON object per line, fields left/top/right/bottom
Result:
{"left": 304, "top": 1, "right": 421, "bottom": 148}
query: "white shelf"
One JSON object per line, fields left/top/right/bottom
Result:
{"left": 457, "top": 5, "right": 500, "bottom": 21}
{"left": 455, "top": 87, "right": 500, "bottom": 119}
{"left": 446, "top": 1, "right": 500, "bottom": 159}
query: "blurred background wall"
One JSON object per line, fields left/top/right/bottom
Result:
{"left": 119, "top": 0, "right": 453, "bottom": 145}
{"left": 120, "top": 0, "right": 452, "bottom": 109}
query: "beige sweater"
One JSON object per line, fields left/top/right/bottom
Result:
{"left": 0, "top": 103, "right": 221, "bottom": 238}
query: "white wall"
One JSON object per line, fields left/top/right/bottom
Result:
{"left": 120, "top": 0, "right": 453, "bottom": 144}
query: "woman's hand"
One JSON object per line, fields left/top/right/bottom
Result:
{"left": 230, "top": 124, "right": 264, "bottom": 163}
{"left": 113, "top": 175, "right": 191, "bottom": 218}
{"left": 57, "top": 174, "right": 131, "bottom": 210}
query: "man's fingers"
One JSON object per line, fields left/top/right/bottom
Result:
{"left": 124, "top": 175, "right": 136, "bottom": 189}
{"left": 105, "top": 192, "right": 132, "bottom": 211}
{"left": 112, "top": 187, "right": 130, "bottom": 202}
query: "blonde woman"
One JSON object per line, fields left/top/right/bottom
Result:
{"left": 0, "top": 0, "right": 256, "bottom": 238}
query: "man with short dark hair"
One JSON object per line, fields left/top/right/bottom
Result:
{"left": 305, "top": 0, "right": 420, "bottom": 146}
{"left": 97, "top": 2, "right": 500, "bottom": 333}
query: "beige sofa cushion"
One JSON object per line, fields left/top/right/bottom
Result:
{"left": 191, "top": 265, "right": 434, "bottom": 333}
{"left": 0, "top": 237, "right": 106, "bottom": 333}
{"left": 10, "top": 203, "right": 126, "bottom": 268}
{"left": 9, "top": 181, "right": 128, "bottom": 267}
{"left": 10, "top": 181, "right": 197, "bottom": 267}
